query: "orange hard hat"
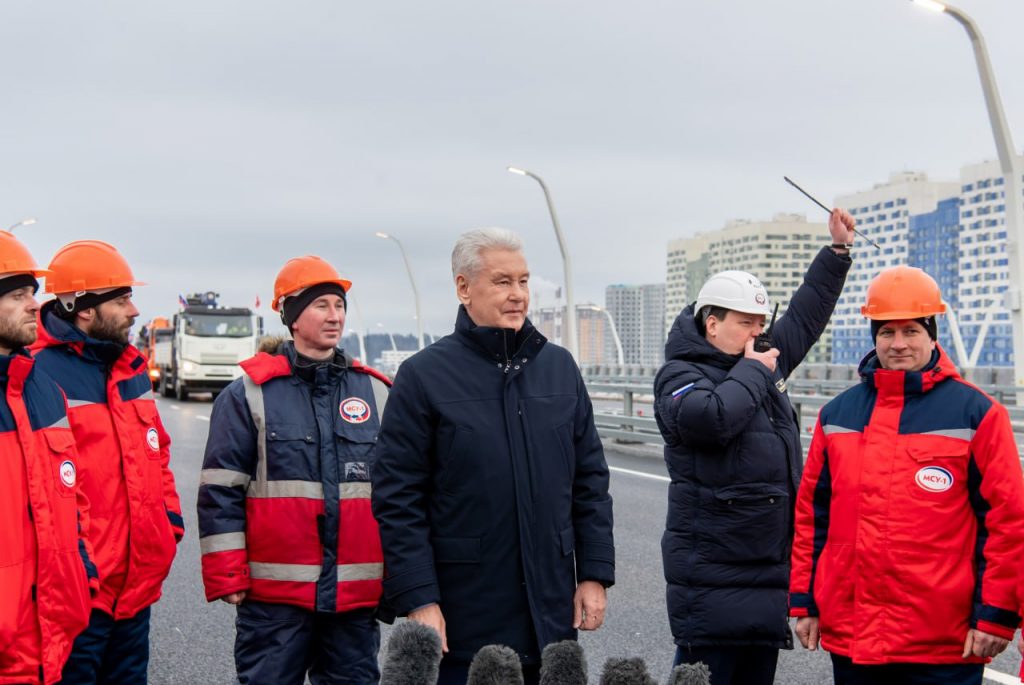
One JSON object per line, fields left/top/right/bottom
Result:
{"left": 45, "top": 240, "right": 145, "bottom": 294}
{"left": 0, "top": 230, "right": 51, "bottom": 278}
{"left": 272, "top": 255, "right": 352, "bottom": 312}
{"left": 861, "top": 265, "right": 946, "bottom": 320}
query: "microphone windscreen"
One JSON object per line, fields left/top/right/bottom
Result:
{"left": 667, "top": 662, "right": 712, "bottom": 685}
{"left": 598, "top": 657, "right": 657, "bottom": 685}
{"left": 379, "top": 621, "right": 442, "bottom": 685}
{"left": 539, "top": 640, "right": 587, "bottom": 685}
{"left": 466, "top": 644, "right": 524, "bottom": 685}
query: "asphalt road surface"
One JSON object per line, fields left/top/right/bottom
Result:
{"left": 148, "top": 395, "right": 1023, "bottom": 684}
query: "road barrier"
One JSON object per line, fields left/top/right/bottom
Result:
{"left": 586, "top": 378, "right": 1024, "bottom": 460}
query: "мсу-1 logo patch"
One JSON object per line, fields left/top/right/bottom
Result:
{"left": 340, "top": 397, "right": 371, "bottom": 424}
{"left": 915, "top": 466, "right": 953, "bottom": 493}
{"left": 146, "top": 427, "right": 160, "bottom": 451}
{"left": 60, "top": 460, "right": 76, "bottom": 487}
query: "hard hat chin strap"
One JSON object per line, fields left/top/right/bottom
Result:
{"left": 55, "top": 287, "right": 131, "bottom": 317}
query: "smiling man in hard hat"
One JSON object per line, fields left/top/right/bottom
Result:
{"left": 653, "top": 209, "right": 856, "bottom": 684}
{"left": 31, "top": 240, "right": 183, "bottom": 685}
{"left": 198, "top": 255, "right": 390, "bottom": 684}
{"left": 790, "top": 265, "right": 1024, "bottom": 685}
{"left": 0, "top": 231, "right": 99, "bottom": 685}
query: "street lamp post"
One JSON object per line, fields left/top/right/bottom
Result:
{"left": 507, "top": 166, "right": 578, "bottom": 363}
{"left": 578, "top": 304, "right": 625, "bottom": 366}
{"left": 7, "top": 218, "right": 37, "bottom": 232}
{"left": 375, "top": 232, "right": 424, "bottom": 351}
{"left": 347, "top": 292, "right": 369, "bottom": 363}
{"left": 376, "top": 322, "right": 398, "bottom": 352}
{"left": 913, "top": 0, "right": 1024, "bottom": 387}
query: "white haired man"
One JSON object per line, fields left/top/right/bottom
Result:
{"left": 372, "top": 228, "right": 615, "bottom": 684}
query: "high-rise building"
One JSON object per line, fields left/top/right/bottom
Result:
{"left": 955, "top": 157, "right": 1024, "bottom": 366}
{"left": 665, "top": 213, "right": 832, "bottom": 363}
{"left": 604, "top": 284, "right": 666, "bottom": 366}
{"left": 531, "top": 304, "right": 610, "bottom": 365}
{"left": 908, "top": 196, "right": 960, "bottom": 357}
{"left": 831, "top": 172, "right": 960, "bottom": 365}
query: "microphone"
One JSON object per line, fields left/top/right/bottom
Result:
{"left": 379, "top": 621, "right": 442, "bottom": 685}
{"left": 539, "top": 640, "right": 587, "bottom": 685}
{"left": 598, "top": 657, "right": 657, "bottom": 685}
{"left": 466, "top": 644, "right": 524, "bottom": 685}
{"left": 667, "top": 662, "right": 712, "bottom": 685}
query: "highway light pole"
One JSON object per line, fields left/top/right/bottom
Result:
{"left": 507, "top": 166, "right": 578, "bottom": 362}
{"left": 913, "top": 0, "right": 1024, "bottom": 387}
{"left": 7, "top": 218, "right": 37, "bottom": 232}
{"left": 579, "top": 304, "right": 625, "bottom": 365}
{"left": 375, "top": 231, "right": 424, "bottom": 350}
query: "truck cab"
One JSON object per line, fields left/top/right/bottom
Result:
{"left": 157, "top": 295, "right": 262, "bottom": 401}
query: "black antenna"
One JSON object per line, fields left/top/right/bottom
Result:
{"left": 783, "top": 176, "right": 881, "bottom": 250}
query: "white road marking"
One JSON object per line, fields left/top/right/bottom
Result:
{"left": 609, "top": 465, "right": 669, "bottom": 483}
{"left": 985, "top": 667, "right": 1018, "bottom": 684}
{"left": 169, "top": 405, "right": 180, "bottom": 410}
{"left": 195, "top": 415, "right": 210, "bottom": 422}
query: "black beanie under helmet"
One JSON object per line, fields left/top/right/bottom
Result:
{"left": 870, "top": 316, "right": 937, "bottom": 342}
{"left": 280, "top": 282, "right": 347, "bottom": 329}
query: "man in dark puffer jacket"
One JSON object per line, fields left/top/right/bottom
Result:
{"left": 653, "top": 209, "right": 855, "bottom": 685}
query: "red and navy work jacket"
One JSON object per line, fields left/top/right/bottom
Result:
{"left": 790, "top": 346, "right": 1024, "bottom": 665}
{"left": 31, "top": 303, "right": 184, "bottom": 620}
{"left": 0, "top": 351, "right": 98, "bottom": 685}
{"left": 198, "top": 343, "right": 389, "bottom": 613}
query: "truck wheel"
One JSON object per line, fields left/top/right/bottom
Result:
{"left": 175, "top": 379, "right": 189, "bottom": 402}
{"left": 160, "top": 373, "right": 174, "bottom": 398}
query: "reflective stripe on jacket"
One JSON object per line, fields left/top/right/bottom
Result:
{"left": 30, "top": 302, "right": 182, "bottom": 620}
{"left": 198, "top": 342, "right": 388, "bottom": 612}
{"left": 0, "top": 351, "right": 98, "bottom": 685}
{"left": 790, "top": 346, "right": 1024, "bottom": 664}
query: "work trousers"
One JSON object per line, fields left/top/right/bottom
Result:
{"left": 830, "top": 653, "right": 984, "bottom": 685}
{"left": 234, "top": 601, "right": 380, "bottom": 685}
{"left": 672, "top": 644, "right": 779, "bottom": 685}
{"left": 59, "top": 607, "right": 151, "bottom": 685}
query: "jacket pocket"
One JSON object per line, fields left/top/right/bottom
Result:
{"left": 335, "top": 421, "right": 378, "bottom": 482}
{"left": 704, "top": 483, "right": 789, "bottom": 564}
{"left": 132, "top": 401, "right": 165, "bottom": 460}
{"left": 905, "top": 440, "right": 969, "bottom": 496}
{"left": 45, "top": 429, "right": 78, "bottom": 499}
{"left": 432, "top": 537, "right": 481, "bottom": 564}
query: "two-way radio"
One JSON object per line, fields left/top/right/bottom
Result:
{"left": 753, "top": 303, "right": 780, "bottom": 353}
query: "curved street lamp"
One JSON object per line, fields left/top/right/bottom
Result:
{"left": 578, "top": 304, "right": 625, "bottom": 365}
{"left": 376, "top": 322, "right": 398, "bottom": 352}
{"left": 507, "top": 166, "right": 578, "bottom": 363}
{"left": 7, "top": 218, "right": 37, "bottom": 232}
{"left": 912, "top": 0, "right": 1024, "bottom": 387}
{"left": 375, "top": 231, "right": 424, "bottom": 351}
{"left": 346, "top": 292, "right": 369, "bottom": 363}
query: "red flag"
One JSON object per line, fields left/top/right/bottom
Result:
{"left": 254, "top": 295, "right": 261, "bottom": 309}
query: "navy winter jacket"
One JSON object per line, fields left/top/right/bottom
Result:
{"left": 653, "top": 247, "right": 850, "bottom": 648}
{"left": 371, "top": 306, "right": 614, "bottom": 664}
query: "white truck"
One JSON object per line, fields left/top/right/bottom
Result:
{"left": 155, "top": 292, "right": 262, "bottom": 401}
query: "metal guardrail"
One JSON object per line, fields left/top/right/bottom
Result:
{"left": 588, "top": 379, "right": 1024, "bottom": 457}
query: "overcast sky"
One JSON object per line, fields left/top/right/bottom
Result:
{"left": 2, "top": 0, "right": 1022, "bottom": 336}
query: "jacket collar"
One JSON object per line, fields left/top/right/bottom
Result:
{"left": 241, "top": 340, "right": 352, "bottom": 386}
{"left": 453, "top": 305, "right": 545, "bottom": 365}
{"left": 0, "top": 349, "right": 34, "bottom": 385}
{"left": 34, "top": 300, "right": 128, "bottom": 367}
{"left": 858, "top": 344, "right": 958, "bottom": 397}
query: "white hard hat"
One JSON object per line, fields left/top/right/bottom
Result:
{"left": 695, "top": 270, "right": 771, "bottom": 316}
